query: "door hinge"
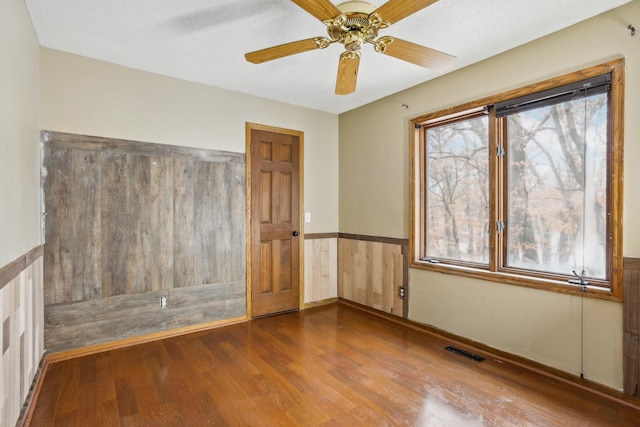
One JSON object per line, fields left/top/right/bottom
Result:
{"left": 496, "top": 220, "right": 505, "bottom": 232}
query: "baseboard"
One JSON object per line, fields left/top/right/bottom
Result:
{"left": 47, "top": 315, "right": 248, "bottom": 363}
{"left": 16, "top": 352, "right": 49, "bottom": 427}
{"left": 338, "top": 298, "right": 640, "bottom": 411}
{"left": 304, "top": 297, "right": 339, "bottom": 309}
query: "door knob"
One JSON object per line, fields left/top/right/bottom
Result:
{"left": 292, "top": 231, "right": 299, "bottom": 237}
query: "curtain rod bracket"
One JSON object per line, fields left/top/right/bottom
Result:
{"left": 629, "top": 24, "right": 636, "bottom": 37}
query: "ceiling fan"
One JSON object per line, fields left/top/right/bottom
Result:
{"left": 244, "top": 0, "right": 456, "bottom": 95}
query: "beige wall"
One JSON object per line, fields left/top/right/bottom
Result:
{"left": 1, "top": 0, "right": 41, "bottom": 267}
{"left": 40, "top": 48, "right": 339, "bottom": 234}
{"left": 1, "top": 1, "right": 44, "bottom": 426}
{"left": 339, "top": 1, "right": 640, "bottom": 389}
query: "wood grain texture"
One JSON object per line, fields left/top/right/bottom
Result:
{"left": 71, "top": 150, "right": 101, "bottom": 301}
{"left": 195, "top": 161, "right": 218, "bottom": 285}
{"left": 101, "top": 152, "right": 129, "bottom": 298}
{"left": 624, "top": 256, "right": 640, "bottom": 396}
{"left": 42, "top": 131, "right": 247, "bottom": 351}
{"left": 172, "top": 158, "right": 196, "bottom": 288}
{"left": 43, "top": 146, "right": 72, "bottom": 304}
{"left": 338, "top": 237, "right": 405, "bottom": 317}
{"left": 42, "top": 131, "right": 244, "bottom": 164}
{"left": 44, "top": 281, "right": 246, "bottom": 353}
{"left": 148, "top": 156, "right": 174, "bottom": 291}
{"left": 304, "top": 238, "right": 337, "bottom": 304}
{"left": 29, "top": 303, "right": 640, "bottom": 426}
{"left": 0, "top": 245, "right": 43, "bottom": 290}
{"left": 250, "top": 128, "right": 301, "bottom": 317}
{"left": 2, "top": 253, "right": 45, "bottom": 427}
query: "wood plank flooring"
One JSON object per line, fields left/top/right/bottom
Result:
{"left": 29, "top": 303, "right": 640, "bottom": 426}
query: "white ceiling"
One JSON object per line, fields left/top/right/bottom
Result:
{"left": 25, "top": 0, "right": 632, "bottom": 114}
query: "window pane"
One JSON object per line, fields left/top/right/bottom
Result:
{"left": 425, "top": 116, "right": 489, "bottom": 263}
{"left": 506, "top": 92, "right": 608, "bottom": 279}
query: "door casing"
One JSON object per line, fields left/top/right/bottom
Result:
{"left": 245, "top": 122, "right": 305, "bottom": 318}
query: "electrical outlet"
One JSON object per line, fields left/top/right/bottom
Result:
{"left": 160, "top": 295, "right": 168, "bottom": 308}
{"left": 399, "top": 287, "right": 406, "bottom": 299}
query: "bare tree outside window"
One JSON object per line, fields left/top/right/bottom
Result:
{"left": 411, "top": 59, "right": 623, "bottom": 298}
{"left": 505, "top": 93, "right": 608, "bottom": 279}
{"left": 425, "top": 115, "right": 489, "bottom": 264}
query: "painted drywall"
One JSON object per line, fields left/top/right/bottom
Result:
{"left": 0, "top": 2, "right": 43, "bottom": 426}
{"left": 0, "top": 0, "right": 42, "bottom": 267}
{"left": 339, "top": 1, "right": 640, "bottom": 389}
{"left": 40, "top": 48, "right": 339, "bottom": 234}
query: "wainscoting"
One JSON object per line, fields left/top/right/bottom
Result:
{"left": 624, "top": 256, "right": 640, "bottom": 397}
{"left": 304, "top": 234, "right": 338, "bottom": 306}
{"left": 42, "top": 131, "right": 246, "bottom": 352}
{"left": 0, "top": 246, "right": 44, "bottom": 427}
{"left": 337, "top": 234, "right": 408, "bottom": 318}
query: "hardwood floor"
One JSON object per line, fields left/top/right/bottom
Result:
{"left": 29, "top": 303, "right": 640, "bottom": 426}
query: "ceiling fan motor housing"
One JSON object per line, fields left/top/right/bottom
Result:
{"left": 328, "top": 0, "right": 384, "bottom": 49}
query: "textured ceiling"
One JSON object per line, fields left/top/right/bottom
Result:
{"left": 25, "top": 0, "right": 632, "bottom": 114}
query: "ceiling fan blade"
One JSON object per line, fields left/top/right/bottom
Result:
{"left": 245, "top": 38, "right": 330, "bottom": 64}
{"left": 379, "top": 37, "right": 455, "bottom": 72}
{"left": 372, "top": 0, "right": 440, "bottom": 25}
{"left": 290, "top": 0, "right": 341, "bottom": 22}
{"left": 335, "top": 51, "right": 360, "bottom": 95}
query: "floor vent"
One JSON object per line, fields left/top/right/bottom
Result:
{"left": 445, "top": 345, "right": 485, "bottom": 362}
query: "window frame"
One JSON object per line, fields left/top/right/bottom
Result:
{"left": 410, "top": 59, "right": 624, "bottom": 301}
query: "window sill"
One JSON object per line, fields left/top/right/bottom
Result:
{"left": 410, "top": 260, "right": 621, "bottom": 302}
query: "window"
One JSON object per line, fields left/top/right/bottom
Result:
{"left": 424, "top": 111, "right": 489, "bottom": 265}
{"left": 410, "top": 60, "right": 624, "bottom": 300}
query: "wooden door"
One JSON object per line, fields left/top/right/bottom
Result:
{"left": 249, "top": 126, "right": 302, "bottom": 317}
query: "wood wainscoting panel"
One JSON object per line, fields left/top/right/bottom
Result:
{"left": 624, "top": 257, "right": 640, "bottom": 397}
{"left": 338, "top": 234, "right": 407, "bottom": 317}
{"left": 45, "top": 281, "right": 246, "bottom": 352}
{"left": 304, "top": 236, "right": 338, "bottom": 304}
{"left": 0, "top": 249, "right": 44, "bottom": 427}
{"left": 42, "top": 131, "right": 246, "bottom": 352}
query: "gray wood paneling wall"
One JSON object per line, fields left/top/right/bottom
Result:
{"left": 42, "top": 131, "right": 246, "bottom": 352}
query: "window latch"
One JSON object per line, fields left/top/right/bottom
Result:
{"left": 496, "top": 221, "right": 505, "bottom": 232}
{"left": 496, "top": 145, "right": 505, "bottom": 157}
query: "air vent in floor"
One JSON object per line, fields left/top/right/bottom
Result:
{"left": 445, "top": 345, "right": 485, "bottom": 362}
